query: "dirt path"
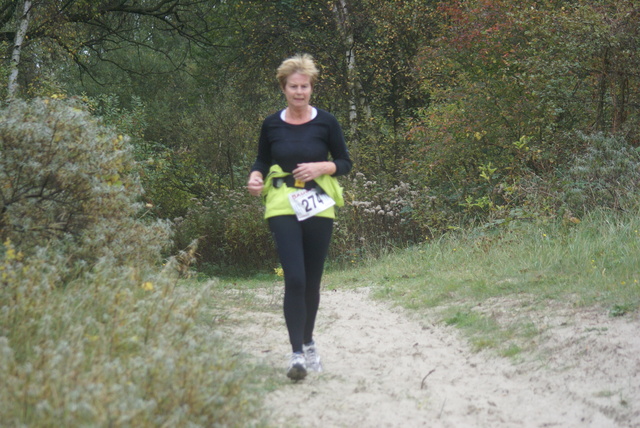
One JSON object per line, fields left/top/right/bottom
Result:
{"left": 227, "top": 287, "right": 640, "bottom": 428}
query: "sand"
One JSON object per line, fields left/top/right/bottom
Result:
{"left": 225, "top": 287, "right": 640, "bottom": 428}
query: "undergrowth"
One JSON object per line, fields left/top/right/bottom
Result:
{"left": 0, "top": 249, "right": 267, "bottom": 427}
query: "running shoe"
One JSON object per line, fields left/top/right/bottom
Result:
{"left": 287, "top": 352, "right": 307, "bottom": 380}
{"left": 303, "top": 341, "right": 323, "bottom": 372}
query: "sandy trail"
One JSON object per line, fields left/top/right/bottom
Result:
{"left": 226, "top": 287, "right": 640, "bottom": 428}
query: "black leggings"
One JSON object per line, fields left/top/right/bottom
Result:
{"left": 268, "top": 215, "right": 334, "bottom": 354}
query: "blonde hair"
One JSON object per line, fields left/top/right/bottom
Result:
{"left": 276, "top": 53, "right": 319, "bottom": 89}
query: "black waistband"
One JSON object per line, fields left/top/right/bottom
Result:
{"left": 273, "top": 176, "right": 319, "bottom": 190}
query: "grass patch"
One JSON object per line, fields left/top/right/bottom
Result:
{"left": 326, "top": 209, "right": 640, "bottom": 356}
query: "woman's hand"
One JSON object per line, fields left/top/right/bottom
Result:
{"left": 293, "top": 161, "right": 336, "bottom": 182}
{"left": 247, "top": 171, "right": 264, "bottom": 196}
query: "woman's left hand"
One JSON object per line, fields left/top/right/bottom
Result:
{"left": 293, "top": 162, "right": 336, "bottom": 182}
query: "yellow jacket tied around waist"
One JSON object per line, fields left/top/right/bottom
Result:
{"left": 261, "top": 164, "right": 345, "bottom": 219}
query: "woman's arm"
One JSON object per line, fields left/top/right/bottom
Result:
{"left": 247, "top": 170, "right": 264, "bottom": 196}
{"left": 292, "top": 161, "right": 336, "bottom": 182}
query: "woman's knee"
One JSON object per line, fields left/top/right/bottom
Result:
{"left": 284, "top": 271, "right": 306, "bottom": 294}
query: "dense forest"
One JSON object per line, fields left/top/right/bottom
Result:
{"left": 2, "top": 0, "right": 640, "bottom": 274}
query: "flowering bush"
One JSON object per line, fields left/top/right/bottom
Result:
{"left": 331, "top": 172, "right": 425, "bottom": 264}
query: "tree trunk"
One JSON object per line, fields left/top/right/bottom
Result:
{"left": 594, "top": 49, "right": 609, "bottom": 133}
{"left": 333, "top": 0, "right": 356, "bottom": 128}
{"left": 611, "top": 73, "right": 628, "bottom": 133}
{"left": 332, "top": 0, "right": 369, "bottom": 154}
{"left": 7, "top": 0, "right": 32, "bottom": 100}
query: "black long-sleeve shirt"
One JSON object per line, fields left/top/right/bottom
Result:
{"left": 250, "top": 108, "right": 352, "bottom": 178}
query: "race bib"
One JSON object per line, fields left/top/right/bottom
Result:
{"left": 288, "top": 188, "right": 335, "bottom": 221}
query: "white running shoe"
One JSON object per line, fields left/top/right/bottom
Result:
{"left": 287, "top": 352, "right": 307, "bottom": 380}
{"left": 303, "top": 342, "right": 323, "bottom": 372}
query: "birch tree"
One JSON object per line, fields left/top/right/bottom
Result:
{"left": 332, "top": 0, "right": 370, "bottom": 149}
{"left": 6, "top": 0, "right": 30, "bottom": 99}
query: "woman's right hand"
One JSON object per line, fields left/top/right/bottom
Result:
{"left": 247, "top": 172, "right": 264, "bottom": 196}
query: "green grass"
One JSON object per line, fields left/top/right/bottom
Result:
{"left": 325, "top": 209, "right": 640, "bottom": 358}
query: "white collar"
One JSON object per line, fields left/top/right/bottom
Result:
{"left": 281, "top": 107, "right": 317, "bottom": 122}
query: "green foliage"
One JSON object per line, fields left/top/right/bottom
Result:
{"left": 494, "top": 132, "right": 640, "bottom": 228}
{"left": 83, "top": 94, "right": 147, "bottom": 143}
{"left": 5, "top": 0, "right": 640, "bottom": 271}
{"left": 2, "top": 0, "right": 224, "bottom": 89}
{"left": 403, "top": 0, "right": 640, "bottom": 234}
{"left": 0, "top": 41, "right": 9, "bottom": 100}
{"left": 0, "top": 97, "right": 171, "bottom": 275}
{"left": 351, "top": 0, "right": 434, "bottom": 122}
{"left": 354, "top": 118, "right": 415, "bottom": 181}
{"left": 173, "top": 188, "right": 275, "bottom": 275}
{"left": 143, "top": 147, "right": 205, "bottom": 218}
{"left": 0, "top": 241, "right": 265, "bottom": 426}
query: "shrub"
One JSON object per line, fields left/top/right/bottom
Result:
{"left": 0, "top": 240, "right": 265, "bottom": 427}
{"left": 173, "top": 188, "right": 275, "bottom": 275}
{"left": 331, "top": 172, "right": 425, "bottom": 264}
{"left": 474, "top": 132, "right": 640, "bottom": 229}
{"left": 0, "top": 97, "right": 172, "bottom": 275}
{"left": 0, "top": 98, "right": 264, "bottom": 425}
{"left": 561, "top": 133, "right": 640, "bottom": 216}
{"left": 175, "top": 172, "right": 428, "bottom": 272}
{"left": 175, "top": 171, "right": 452, "bottom": 272}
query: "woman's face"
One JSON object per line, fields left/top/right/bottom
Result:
{"left": 283, "top": 72, "right": 312, "bottom": 109}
